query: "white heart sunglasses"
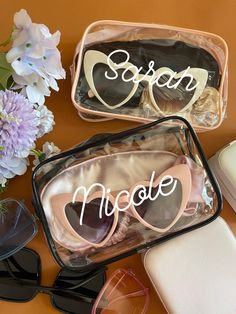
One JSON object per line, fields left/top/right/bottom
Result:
{"left": 83, "top": 49, "right": 208, "bottom": 114}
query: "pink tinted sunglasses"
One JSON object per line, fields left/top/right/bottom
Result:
{"left": 51, "top": 163, "right": 194, "bottom": 248}
{"left": 92, "top": 268, "right": 149, "bottom": 314}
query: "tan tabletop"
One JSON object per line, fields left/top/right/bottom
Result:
{"left": 1, "top": 0, "right": 236, "bottom": 313}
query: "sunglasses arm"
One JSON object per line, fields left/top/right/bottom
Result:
{"left": 5, "top": 255, "right": 106, "bottom": 292}
{"left": 0, "top": 277, "right": 97, "bottom": 304}
{"left": 107, "top": 288, "right": 149, "bottom": 307}
{"left": 41, "top": 285, "right": 97, "bottom": 303}
{"left": 4, "top": 259, "right": 107, "bottom": 303}
{"left": 65, "top": 266, "right": 107, "bottom": 290}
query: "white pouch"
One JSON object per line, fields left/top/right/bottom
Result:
{"left": 143, "top": 217, "right": 236, "bottom": 314}
{"left": 209, "top": 140, "right": 236, "bottom": 211}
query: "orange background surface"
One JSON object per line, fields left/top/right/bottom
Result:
{"left": 1, "top": 0, "right": 236, "bottom": 313}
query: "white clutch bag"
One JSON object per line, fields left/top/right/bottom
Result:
{"left": 143, "top": 217, "right": 236, "bottom": 314}
{"left": 209, "top": 140, "right": 236, "bottom": 211}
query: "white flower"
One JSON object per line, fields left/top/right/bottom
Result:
{"left": 12, "top": 73, "right": 51, "bottom": 106}
{"left": 32, "top": 142, "right": 61, "bottom": 170}
{"left": 0, "top": 156, "right": 28, "bottom": 181}
{"left": 0, "top": 175, "right": 7, "bottom": 187}
{"left": 6, "top": 9, "right": 65, "bottom": 105}
{"left": 35, "top": 104, "right": 55, "bottom": 137}
{"left": 42, "top": 141, "right": 61, "bottom": 157}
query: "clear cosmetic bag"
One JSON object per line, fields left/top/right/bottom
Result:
{"left": 32, "top": 117, "right": 222, "bottom": 271}
{"left": 71, "top": 20, "right": 228, "bottom": 132}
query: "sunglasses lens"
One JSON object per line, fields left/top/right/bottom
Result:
{"left": 152, "top": 77, "right": 196, "bottom": 114}
{"left": 0, "top": 248, "right": 40, "bottom": 301}
{"left": 93, "top": 269, "right": 148, "bottom": 314}
{"left": 0, "top": 199, "right": 37, "bottom": 260}
{"left": 92, "top": 64, "right": 135, "bottom": 107}
{"left": 53, "top": 269, "right": 106, "bottom": 314}
{"left": 65, "top": 199, "right": 114, "bottom": 244}
{"left": 133, "top": 178, "right": 183, "bottom": 229}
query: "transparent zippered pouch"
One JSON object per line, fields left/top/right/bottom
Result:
{"left": 71, "top": 20, "right": 228, "bottom": 132}
{"left": 32, "top": 116, "right": 222, "bottom": 271}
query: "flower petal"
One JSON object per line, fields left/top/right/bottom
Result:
{"left": 14, "top": 9, "right": 32, "bottom": 29}
{"left": 43, "top": 31, "right": 61, "bottom": 48}
{"left": 44, "top": 49, "right": 65, "bottom": 79}
{"left": 0, "top": 174, "right": 7, "bottom": 187}
{"left": 12, "top": 60, "right": 34, "bottom": 76}
{"left": 38, "top": 24, "right": 51, "bottom": 38}
{"left": 12, "top": 29, "right": 28, "bottom": 47}
{"left": 12, "top": 73, "right": 28, "bottom": 85}
{"left": 26, "top": 85, "right": 42, "bottom": 103}
{"left": 48, "top": 76, "right": 59, "bottom": 91}
{"left": 27, "top": 43, "right": 45, "bottom": 59}
{"left": 6, "top": 46, "right": 24, "bottom": 63}
{"left": 38, "top": 94, "right": 45, "bottom": 106}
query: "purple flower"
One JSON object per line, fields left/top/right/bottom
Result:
{"left": 0, "top": 90, "right": 39, "bottom": 158}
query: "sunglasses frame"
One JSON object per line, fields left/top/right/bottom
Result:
{"left": 0, "top": 248, "right": 107, "bottom": 313}
{"left": 51, "top": 163, "right": 192, "bottom": 248}
{"left": 0, "top": 198, "right": 38, "bottom": 261}
{"left": 83, "top": 49, "right": 209, "bottom": 114}
{"left": 51, "top": 191, "right": 119, "bottom": 249}
{"left": 32, "top": 116, "right": 223, "bottom": 272}
{"left": 92, "top": 268, "right": 149, "bottom": 314}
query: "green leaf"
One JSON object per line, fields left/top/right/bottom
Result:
{"left": 0, "top": 52, "right": 12, "bottom": 70}
{"left": 0, "top": 27, "right": 14, "bottom": 48}
{"left": 0, "top": 53, "right": 13, "bottom": 90}
{"left": 6, "top": 75, "right": 14, "bottom": 89}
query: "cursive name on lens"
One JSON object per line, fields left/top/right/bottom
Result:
{"left": 105, "top": 49, "right": 199, "bottom": 91}
{"left": 72, "top": 171, "right": 177, "bottom": 225}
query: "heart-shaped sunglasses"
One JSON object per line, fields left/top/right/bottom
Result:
{"left": 50, "top": 163, "right": 197, "bottom": 248}
{"left": 83, "top": 49, "right": 208, "bottom": 114}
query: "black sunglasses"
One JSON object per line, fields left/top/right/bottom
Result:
{"left": 0, "top": 247, "right": 106, "bottom": 313}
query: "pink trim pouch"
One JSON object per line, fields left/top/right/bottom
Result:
{"left": 71, "top": 20, "right": 228, "bottom": 132}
